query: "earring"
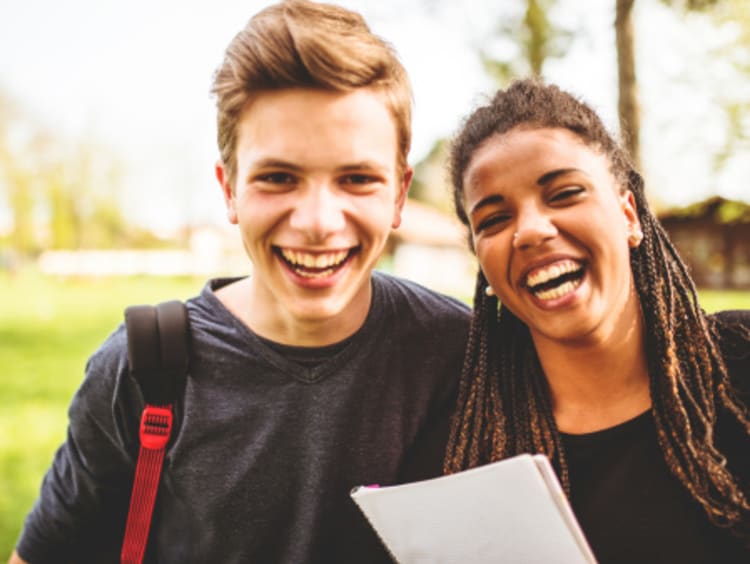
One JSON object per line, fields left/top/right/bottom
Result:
{"left": 484, "top": 285, "right": 495, "bottom": 297}
{"left": 628, "top": 227, "right": 643, "bottom": 248}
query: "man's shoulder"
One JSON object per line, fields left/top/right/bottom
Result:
{"left": 371, "top": 271, "right": 471, "bottom": 325}
{"left": 82, "top": 284, "right": 216, "bottom": 404}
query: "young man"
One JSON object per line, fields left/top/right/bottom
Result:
{"left": 10, "top": 1, "right": 470, "bottom": 562}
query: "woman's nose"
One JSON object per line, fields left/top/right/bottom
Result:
{"left": 512, "top": 207, "right": 558, "bottom": 249}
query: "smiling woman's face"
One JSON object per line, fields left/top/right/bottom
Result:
{"left": 462, "top": 127, "right": 643, "bottom": 346}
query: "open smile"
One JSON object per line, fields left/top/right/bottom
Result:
{"left": 275, "top": 247, "right": 359, "bottom": 279}
{"left": 523, "top": 259, "right": 585, "bottom": 302}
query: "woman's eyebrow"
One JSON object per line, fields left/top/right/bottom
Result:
{"left": 536, "top": 168, "right": 583, "bottom": 186}
{"left": 470, "top": 194, "right": 504, "bottom": 216}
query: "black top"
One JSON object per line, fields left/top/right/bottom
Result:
{"left": 562, "top": 310, "right": 750, "bottom": 564}
{"left": 15, "top": 272, "right": 471, "bottom": 564}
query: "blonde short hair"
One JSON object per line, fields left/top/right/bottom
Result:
{"left": 211, "top": 0, "right": 412, "bottom": 187}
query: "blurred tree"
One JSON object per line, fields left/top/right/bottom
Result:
{"left": 481, "top": 0, "right": 572, "bottom": 84}
{"left": 0, "top": 93, "right": 38, "bottom": 255}
{"left": 657, "top": 0, "right": 750, "bottom": 180}
{"left": 413, "top": 0, "right": 574, "bottom": 213}
{"left": 0, "top": 88, "right": 131, "bottom": 255}
{"left": 615, "top": 0, "right": 641, "bottom": 170}
{"left": 5, "top": 167, "right": 37, "bottom": 255}
{"left": 410, "top": 139, "right": 452, "bottom": 213}
{"left": 699, "top": 0, "right": 750, "bottom": 175}
{"left": 617, "top": 0, "right": 737, "bottom": 172}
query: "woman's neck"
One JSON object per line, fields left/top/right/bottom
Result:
{"left": 533, "top": 302, "right": 651, "bottom": 434}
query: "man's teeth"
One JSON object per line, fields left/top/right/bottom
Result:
{"left": 280, "top": 249, "right": 349, "bottom": 273}
{"left": 526, "top": 260, "right": 581, "bottom": 288}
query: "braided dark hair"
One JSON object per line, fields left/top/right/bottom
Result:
{"left": 444, "top": 78, "right": 750, "bottom": 540}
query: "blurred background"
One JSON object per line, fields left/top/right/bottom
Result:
{"left": 2, "top": 0, "right": 750, "bottom": 557}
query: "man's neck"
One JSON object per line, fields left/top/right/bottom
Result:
{"left": 215, "top": 276, "right": 370, "bottom": 347}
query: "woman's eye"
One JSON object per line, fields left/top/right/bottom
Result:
{"left": 550, "top": 186, "right": 584, "bottom": 203}
{"left": 475, "top": 214, "right": 509, "bottom": 233}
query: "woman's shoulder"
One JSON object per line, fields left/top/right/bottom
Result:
{"left": 711, "top": 309, "right": 750, "bottom": 329}
{"left": 709, "top": 309, "right": 750, "bottom": 403}
{"left": 708, "top": 311, "right": 750, "bottom": 485}
{"left": 709, "top": 309, "right": 750, "bottom": 357}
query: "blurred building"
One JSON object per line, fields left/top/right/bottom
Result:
{"left": 35, "top": 198, "right": 478, "bottom": 299}
{"left": 658, "top": 197, "right": 750, "bottom": 289}
{"left": 387, "top": 198, "right": 476, "bottom": 298}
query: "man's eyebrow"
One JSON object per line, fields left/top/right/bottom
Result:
{"left": 252, "top": 158, "right": 304, "bottom": 172}
{"left": 470, "top": 194, "right": 504, "bottom": 216}
{"left": 336, "top": 161, "right": 388, "bottom": 173}
{"left": 536, "top": 168, "right": 582, "bottom": 186}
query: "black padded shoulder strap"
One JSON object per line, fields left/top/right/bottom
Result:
{"left": 125, "top": 300, "right": 189, "bottom": 406}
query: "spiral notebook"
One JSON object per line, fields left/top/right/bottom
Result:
{"left": 350, "top": 453, "right": 597, "bottom": 564}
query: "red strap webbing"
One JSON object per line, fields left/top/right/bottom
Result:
{"left": 121, "top": 405, "right": 173, "bottom": 564}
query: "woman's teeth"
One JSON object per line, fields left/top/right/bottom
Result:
{"left": 526, "top": 260, "right": 584, "bottom": 301}
{"left": 533, "top": 278, "right": 582, "bottom": 300}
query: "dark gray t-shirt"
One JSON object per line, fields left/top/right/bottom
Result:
{"left": 16, "top": 272, "right": 471, "bottom": 563}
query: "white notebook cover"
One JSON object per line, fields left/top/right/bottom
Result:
{"left": 350, "top": 454, "right": 597, "bottom": 564}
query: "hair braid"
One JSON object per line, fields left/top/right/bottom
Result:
{"left": 446, "top": 78, "right": 750, "bottom": 542}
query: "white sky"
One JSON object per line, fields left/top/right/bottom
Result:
{"left": 0, "top": 0, "right": 747, "bottom": 233}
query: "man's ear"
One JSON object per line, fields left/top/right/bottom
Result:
{"left": 215, "top": 161, "right": 238, "bottom": 225}
{"left": 391, "top": 167, "right": 413, "bottom": 229}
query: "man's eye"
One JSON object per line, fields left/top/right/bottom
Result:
{"left": 550, "top": 186, "right": 584, "bottom": 203}
{"left": 341, "top": 174, "right": 378, "bottom": 185}
{"left": 257, "top": 172, "right": 295, "bottom": 184}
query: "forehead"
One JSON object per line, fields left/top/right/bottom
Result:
{"left": 235, "top": 88, "right": 398, "bottom": 166}
{"left": 463, "top": 127, "right": 613, "bottom": 199}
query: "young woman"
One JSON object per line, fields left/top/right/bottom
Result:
{"left": 445, "top": 78, "right": 749, "bottom": 563}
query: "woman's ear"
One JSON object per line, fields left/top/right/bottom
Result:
{"left": 621, "top": 190, "right": 643, "bottom": 248}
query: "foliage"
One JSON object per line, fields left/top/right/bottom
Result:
{"left": 660, "top": 196, "right": 750, "bottom": 223}
{"left": 0, "top": 90, "right": 133, "bottom": 256}
{"left": 660, "top": 0, "right": 721, "bottom": 11}
{"left": 410, "top": 138, "right": 454, "bottom": 213}
{"left": 656, "top": 0, "right": 750, "bottom": 180}
{"left": 480, "top": 0, "right": 573, "bottom": 84}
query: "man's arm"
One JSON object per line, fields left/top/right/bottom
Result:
{"left": 14, "top": 329, "right": 138, "bottom": 561}
{"left": 8, "top": 550, "right": 29, "bottom": 564}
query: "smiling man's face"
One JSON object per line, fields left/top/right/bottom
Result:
{"left": 217, "top": 87, "right": 410, "bottom": 335}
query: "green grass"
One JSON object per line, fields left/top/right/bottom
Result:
{"left": 0, "top": 270, "right": 747, "bottom": 558}
{"left": 0, "top": 270, "right": 203, "bottom": 559}
{"left": 696, "top": 289, "right": 750, "bottom": 312}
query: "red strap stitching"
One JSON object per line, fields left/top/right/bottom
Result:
{"left": 121, "top": 405, "right": 172, "bottom": 564}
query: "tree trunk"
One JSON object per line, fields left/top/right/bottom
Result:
{"left": 525, "top": 0, "right": 547, "bottom": 76}
{"left": 615, "top": 0, "right": 641, "bottom": 170}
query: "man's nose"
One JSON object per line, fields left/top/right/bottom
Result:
{"left": 289, "top": 184, "right": 346, "bottom": 241}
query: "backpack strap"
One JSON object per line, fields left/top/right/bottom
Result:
{"left": 121, "top": 300, "right": 189, "bottom": 564}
